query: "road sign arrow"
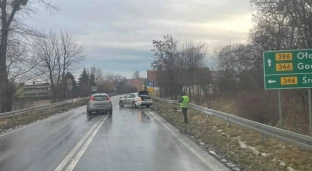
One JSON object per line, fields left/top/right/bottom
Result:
{"left": 268, "top": 80, "right": 276, "bottom": 84}
{"left": 267, "top": 59, "right": 272, "bottom": 67}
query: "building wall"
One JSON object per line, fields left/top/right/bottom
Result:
{"left": 129, "top": 78, "right": 145, "bottom": 90}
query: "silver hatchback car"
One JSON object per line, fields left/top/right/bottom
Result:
{"left": 87, "top": 93, "right": 112, "bottom": 116}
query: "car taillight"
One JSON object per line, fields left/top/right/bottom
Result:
{"left": 139, "top": 97, "right": 142, "bottom": 101}
{"left": 91, "top": 96, "right": 94, "bottom": 101}
{"left": 108, "top": 97, "right": 110, "bottom": 101}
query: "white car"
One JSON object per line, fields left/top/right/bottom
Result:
{"left": 119, "top": 91, "right": 152, "bottom": 108}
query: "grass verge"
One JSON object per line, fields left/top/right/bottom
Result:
{"left": 150, "top": 100, "right": 312, "bottom": 171}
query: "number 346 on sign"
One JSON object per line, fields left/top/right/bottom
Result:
{"left": 281, "top": 77, "right": 298, "bottom": 85}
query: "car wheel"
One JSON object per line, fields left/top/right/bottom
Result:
{"left": 119, "top": 101, "right": 124, "bottom": 107}
{"left": 146, "top": 105, "right": 150, "bottom": 108}
{"left": 132, "top": 102, "right": 137, "bottom": 108}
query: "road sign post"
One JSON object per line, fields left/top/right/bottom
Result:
{"left": 278, "top": 90, "right": 282, "bottom": 126}
{"left": 264, "top": 49, "right": 312, "bottom": 132}
{"left": 309, "top": 89, "right": 312, "bottom": 136}
{"left": 91, "top": 86, "right": 98, "bottom": 92}
{"left": 147, "top": 81, "right": 154, "bottom": 96}
{"left": 66, "top": 78, "right": 73, "bottom": 100}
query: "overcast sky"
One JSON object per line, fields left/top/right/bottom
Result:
{"left": 25, "top": 0, "right": 254, "bottom": 78}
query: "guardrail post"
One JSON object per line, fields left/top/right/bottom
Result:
{"left": 10, "top": 116, "right": 13, "bottom": 128}
{"left": 261, "top": 134, "right": 265, "bottom": 144}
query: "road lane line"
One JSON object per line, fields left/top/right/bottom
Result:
{"left": 65, "top": 115, "right": 108, "bottom": 171}
{"left": 0, "top": 96, "right": 121, "bottom": 138}
{"left": 146, "top": 111, "right": 229, "bottom": 171}
{"left": 54, "top": 116, "right": 104, "bottom": 171}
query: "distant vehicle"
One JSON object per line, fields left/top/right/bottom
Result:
{"left": 119, "top": 91, "right": 152, "bottom": 108}
{"left": 87, "top": 93, "right": 112, "bottom": 116}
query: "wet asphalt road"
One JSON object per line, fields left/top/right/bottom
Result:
{"left": 0, "top": 96, "right": 229, "bottom": 171}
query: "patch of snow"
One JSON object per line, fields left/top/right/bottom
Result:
{"left": 217, "top": 129, "right": 223, "bottom": 133}
{"left": 212, "top": 126, "right": 217, "bottom": 130}
{"left": 238, "top": 140, "right": 260, "bottom": 155}
{"left": 221, "top": 132, "right": 226, "bottom": 136}
{"left": 232, "top": 136, "right": 240, "bottom": 140}
{"left": 249, "top": 146, "right": 259, "bottom": 155}
{"left": 227, "top": 163, "right": 236, "bottom": 168}
{"left": 261, "top": 153, "right": 269, "bottom": 157}
{"left": 239, "top": 140, "right": 247, "bottom": 149}
{"left": 199, "top": 142, "right": 205, "bottom": 146}
{"left": 232, "top": 167, "right": 240, "bottom": 171}
{"left": 278, "top": 144, "right": 286, "bottom": 149}
{"left": 209, "top": 150, "right": 217, "bottom": 155}
{"left": 278, "top": 160, "right": 286, "bottom": 166}
{"left": 287, "top": 166, "right": 295, "bottom": 171}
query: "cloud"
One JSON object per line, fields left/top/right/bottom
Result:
{"left": 25, "top": 0, "right": 253, "bottom": 78}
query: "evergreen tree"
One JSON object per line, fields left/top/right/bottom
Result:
{"left": 90, "top": 74, "right": 96, "bottom": 86}
{"left": 78, "top": 68, "right": 90, "bottom": 96}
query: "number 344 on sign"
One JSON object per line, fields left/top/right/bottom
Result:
{"left": 281, "top": 77, "right": 298, "bottom": 85}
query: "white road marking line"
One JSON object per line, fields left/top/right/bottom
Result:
{"left": 65, "top": 115, "right": 108, "bottom": 171}
{"left": 54, "top": 116, "right": 104, "bottom": 171}
{"left": 0, "top": 96, "right": 120, "bottom": 138}
{"left": 147, "top": 111, "right": 229, "bottom": 171}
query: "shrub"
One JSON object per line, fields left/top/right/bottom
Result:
{"left": 236, "top": 91, "right": 278, "bottom": 124}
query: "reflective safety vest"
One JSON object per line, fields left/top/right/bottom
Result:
{"left": 180, "top": 96, "right": 189, "bottom": 108}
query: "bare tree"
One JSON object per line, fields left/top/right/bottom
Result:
{"left": 151, "top": 35, "right": 178, "bottom": 99}
{"left": 33, "top": 30, "right": 84, "bottom": 102}
{"left": 0, "top": 0, "right": 57, "bottom": 112}
{"left": 87, "top": 66, "right": 104, "bottom": 84}
{"left": 151, "top": 35, "right": 207, "bottom": 99}
{"left": 132, "top": 71, "right": 140, "bottom": 79}
{"left": 7, "top": 39, "right": 39, "bottom": 83}
{"left": 5, "top": 38, "right": 41, "bottom": 109}
{"left": 177, "top": 40, "right": 206, "bottom": 97}
{"left": 250, "top": 0, "right": 312, "bottom": 50}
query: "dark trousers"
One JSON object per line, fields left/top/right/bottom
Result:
{"left": 182, "top": 108, "right": 188, "bottom": 122}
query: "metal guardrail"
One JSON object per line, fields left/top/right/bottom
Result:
{"left": 0, "top": 97, "right": 89, "bottom": 120}
{"left": 154, "top": 97, "right": 312, "bottom": 151}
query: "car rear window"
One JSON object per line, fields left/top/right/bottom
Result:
{"left": 93, "top": 95, "right": 108, "bottom": 101}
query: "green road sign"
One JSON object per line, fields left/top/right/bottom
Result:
{"left": 264, "top": 49, "right": 312, "bottom": 90}
{"left": 265, "top": 74, "right": 312, "bottom": 89}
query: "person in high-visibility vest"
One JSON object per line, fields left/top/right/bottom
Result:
{"left": 178, "top": 92, "right": 189, "bottom": 123}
